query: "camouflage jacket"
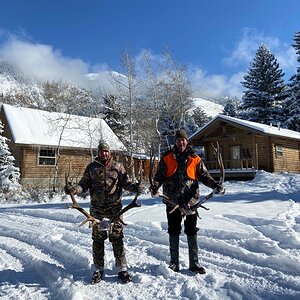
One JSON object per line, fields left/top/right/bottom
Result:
{"left": 78, "top": 157, "right": 138, "bottom": 218}
{"left": 153, "top": 145, "right": 217, "bottom": 206}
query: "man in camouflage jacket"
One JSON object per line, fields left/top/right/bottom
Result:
{"left": 67, "top": 141, "right": 141, "bottom": 283}
{"left": 150, "top": 129, "right": 223, "bottom": 274}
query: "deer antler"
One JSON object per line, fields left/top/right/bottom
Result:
{"left": 65, "top": 174, "right": 100, "bottom": 228}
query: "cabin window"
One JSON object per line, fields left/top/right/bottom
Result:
{"left": 38, "top": 148, "right": 56, "bottom": 166}
{"left": 275, "top": 144, "right": 283, "bottom": 157}
{"left": 231, "top": 146, "right": 240, "bottom": 160}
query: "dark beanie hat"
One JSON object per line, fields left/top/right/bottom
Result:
{"left": 98, "top": 141, "right": 110, "bottom": 152}
{"left": 175, "top": 129, "right": 188, "bottom": 140}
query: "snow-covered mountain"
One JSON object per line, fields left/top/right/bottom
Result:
{"left": 0, "top": 62, "right": 223, "bottom": 117}
{"left": 191, "top": 97, "right": 224, "bottom": 117}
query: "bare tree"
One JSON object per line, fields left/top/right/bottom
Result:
{"left": 110, "top": 48, "right": 140, "bottom": 178}
{"left": 141, "top": 50, "right": 164, "bottom": 157}
{"left": 161, "top": 49, "right": 193, "bottom": 129}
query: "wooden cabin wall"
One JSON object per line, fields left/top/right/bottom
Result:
{"left": 19, "top": 147, "right": 153, "bottom": 189}
{"left": 271, "top": 137, "right": 300, "bottom": 173}
{"left": 255, "top": 135, "right": 272, "bottom": 172}
{"left": 20, "top": 146, "right": 92, "bottom": 188}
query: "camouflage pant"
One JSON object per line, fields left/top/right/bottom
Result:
{"left": 92, "top": 220, "right": 127, "bottom": 272}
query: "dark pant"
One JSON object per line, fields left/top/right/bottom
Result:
{"left": 92, "top": 221, "right": 127, "bottom": 272}
{"left": 166, "top": 206, "right": 199, "bottom": 236}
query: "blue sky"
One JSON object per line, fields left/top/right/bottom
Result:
{"left": 0, "top": 0, "right": 299, "bottom": 98}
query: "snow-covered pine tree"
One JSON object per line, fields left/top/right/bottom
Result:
{"left": 0, "top": 120, "right": 22, "bottom": 197}
{"left": 284, "top": 31, "right": 300, "bottom": 132}
{"left": 102, "top": 94, "right": 128, "bottom": 147}
{"left": 223, "top": 98, "right": 241, "bottom": 117}
{"left": 239, "top": 44, "right": 287, "bottom": 125}
{"left": 191, "top": 107, "right": 210, "bottom": 129}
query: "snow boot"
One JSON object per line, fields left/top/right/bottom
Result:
{"left": 187, "top": 235, "right": 206, "bottom": 274}
{"left": 118, "top": 271, "right": 132, "bottom": 283}
{"left": 169, "top": 234, "right": 180, "bottom": 272}
{"left": 189, "top": 264, "right": 206, "bottom": 274}
{"left": 168, "top": 262, "right": 179, "bottom": 272}
{"left": 91, "top": 270, "right": 103, "bottom": 284}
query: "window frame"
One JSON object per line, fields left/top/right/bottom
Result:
{"left": 274, "top": 144, "right": 284, "bottom": 158}
{"left": 38, "top": 147, "right": 56, "bottom": 166}
{"left": 231, "top": 145, "right": 241, "bottom": 160}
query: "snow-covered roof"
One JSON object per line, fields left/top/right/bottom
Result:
{"left": 1, "top": 104, "right": 126, "bottom": 151}
{"left": 189, "top": 114, "right": 300, "bottom": 141}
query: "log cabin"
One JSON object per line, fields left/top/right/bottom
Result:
{"left": 189, "top": 114, "right": 300, "bottom": 180}
{"left": 0, "top": 103, "right": 130, "bottom": 189}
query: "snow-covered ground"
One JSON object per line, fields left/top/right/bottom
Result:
{"left": 0, "top": 171, "right": 300, "bottom": 300}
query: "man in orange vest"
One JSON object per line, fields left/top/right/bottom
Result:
{"left": 150, "top": 129, "right": 224, "bottom": 274}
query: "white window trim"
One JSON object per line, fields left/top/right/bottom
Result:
{"left": 38, "top": 147, "right": 57, "bottom": 166}
{"left": 275, "top": 144, "right": 283, "bottom": 158}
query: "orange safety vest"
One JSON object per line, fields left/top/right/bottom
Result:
{"left": 163, "top": 152, "right": 201, "bottom": 180}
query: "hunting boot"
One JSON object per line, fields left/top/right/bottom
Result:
{"left": 169, "top": 235, "right": 180, "bottom": 272}
{"left": 118, "top": 271, "right": 132, "bottom": 283}
{"left": 91, "top": 270, "right": 104, "bottom": 284}
{"left": 187, "top": 235, "right": 206, "bottom": 274}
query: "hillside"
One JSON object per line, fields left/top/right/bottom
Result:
{"left": 0, "top": 63, "right": 223, "bottom": 117}
{"left": 191, "top": 97, "right": 224, "bottom": 117}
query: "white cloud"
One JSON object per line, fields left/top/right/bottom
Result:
{"left": 223, "top": 28, "right": 297, "bottom": 77}
{"left": 202, "top": 27, "right": 299, "bottom": 98}
{"left": 0, "top": 29, "right": 296, "bottom": 101}
{"left": 0, "top": 36, "right": 87, "bottom": 85}
{"left": 190, "top": 68, "right": 244, "bottom": 99}
{"left": 134, "top": 49, "right": 244, "bottom": 99}
{"left": 0, "top": 34, "right": 114, "bottom": 91}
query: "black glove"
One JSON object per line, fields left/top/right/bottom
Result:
{"left": 136, "top": 183, "right": 144, "bottom": 195}
{"left": 64, "top": 185, "right": 71, "bottom": 195}
{"left": 64, "top": 184, "right": 81, "bottom": 195}
{"left": 214, "top": 183, "right": 225, "bottom": 194}
{"left": 150, "top": 185, "right": 159, "bottom": 197}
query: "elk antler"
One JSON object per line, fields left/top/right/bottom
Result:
{"left": 110, "top": 161, "right": 143, "bottom": 226}
{"left": 191, "top": 141, "right": 225, "bottom": 212}
{"left": 65, "top": 174, "right": 100, "bottom": 228}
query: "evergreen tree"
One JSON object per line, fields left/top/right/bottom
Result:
{"left": 223, "top": 98, "right": 241, "bottom": 117}
{"left": 0, "top": 121, "right": 21, "bottom": 196}
{"left": 102, "top": 94, "right": 128, "bottom": 146}
{"left": 240, "top": 44, "right": 287, "bottom": 125}
{"left": 191, "top": 107, "right": 210, "bottom": 128}
{"left": 284, "top": 31, "right": 300, "bottom": 132}
{"left": 184, "top": 113, "right": 198, "bottom": 137}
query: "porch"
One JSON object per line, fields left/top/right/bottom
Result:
{"left": 205, "top": 158, "right": 257, "bottom": 180}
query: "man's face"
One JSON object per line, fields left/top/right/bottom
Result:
{"left": 98, "top": 150, "right": 110, "bottom": 161}
{"left": 175, "top": 137, "right": 188, "bottom": 153}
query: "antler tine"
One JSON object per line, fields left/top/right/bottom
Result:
{"left": 211, "top": 141, "right": 225, "bottom": 184}
{"left": 110, "top": 161, "right": 143, "bottom": 226}
{"left": 149, "top": 145, "right": 155, "bottom": 187}
{"left": 190, "top": 141, "right": 225, "bottom": 213}
{"left": 65, "top": 173, "right": 100, "bottom": 228}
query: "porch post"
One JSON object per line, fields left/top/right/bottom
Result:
{"left": 252, "top": 135, "right": 258, "bottom": 170}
